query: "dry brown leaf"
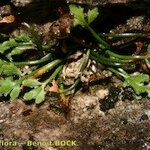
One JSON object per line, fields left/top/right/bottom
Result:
{"left": 0, "top": 15, "right": 15, "bottom": 24}
{"left": 49, "top": 80, "right": 59, "bottom": 93}
{"left": 135, "top": 42, "right": 143, "bottom": 52}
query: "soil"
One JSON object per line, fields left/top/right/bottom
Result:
{"left": 0, "top": 0, "right": 150, "bottom": 150}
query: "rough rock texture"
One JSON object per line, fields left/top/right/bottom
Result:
{"left": 9, "top": 0, "right": 52, "bottom": 22}
{"left": 0, "top": 93, "right": 149, "bottom": 150}
{"left": 0, "top": 5, "right": 12, "bottom": 17}
{"left": 67, "top": 0, "right": 131, "bottom": 5}
{"left": 0, "top": 0, "right": 150, "bottom": 150}
{"left": 10, "top": 0, "right": 52, "bottom": 8}
{"left": 9, "top": 0, "right": 149, "bottom": 7}
{"left": 67, "top": 0, "right": 150, "bottom": 6}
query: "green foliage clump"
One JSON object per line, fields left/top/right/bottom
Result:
{"left": 0, "top": 5, "right": 150, "bottom": 104}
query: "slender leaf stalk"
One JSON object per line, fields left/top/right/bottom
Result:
{"left": 99, "top": 33, "right": 147, "bottom": 38}
{"left": 80, "top": 49, "right": 90, "bottom": 72}
{"left": 61, "top": 78, "right": 80, "bottom": 93}
{"left": 108, "top": 68, "right": 128, "bottom": 78}
{"left": 90, "top": 50, "right": 136, "bottom": 70}
{"left": 43, "top": 65, "right": 63, "bottom": 86}
{"left": 14, "top": 54, "right": 52, "bottom": 66}
{"left": 106, "top": 50, "right": 150, "bottom": 60}
{"left": 86, "top": 25, "right": 110, "bottom": 49}
{"left": 19, "top": 59, "right": 62, "bottom": 82}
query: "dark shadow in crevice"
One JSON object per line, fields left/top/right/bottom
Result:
{"left": 91, "top": 3, "right": 149, "bottom": 33}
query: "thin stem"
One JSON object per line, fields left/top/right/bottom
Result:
{"left": 42, "top": 45, "right": 52, "bottom": 51}
{"left": 43, "top": 65, "right": 63, "bottom": 86}
{"left": 86, "top": 25, "right": 110, "bottom": 49}
{"left": 14, "top": 54, "right": 52, "bottom": 66}
{"left": 90, "top": 50, "right": 136, "bottom": 70}
{"left": 107, "top": 68, "right": 127, "bottom": 78}
{"left": 58, "top": 75, "right": 65, "bottom": 93}
{"left": 19, "top": 59, "right": 62, "bottom": 82}
{"left": 80, "top": 49, "right": 90, "bottom": 72}
{"left": 61, "top": 78, "right": 80, "bottom": 93}
{"left": 106, "top": 50, "right": 150, "bottom": 60}
{"left": 145, "top": 58, "right": 150, "bottom": 69}
{"left": 99, "top": 33, "right": 146, "bottom": 38}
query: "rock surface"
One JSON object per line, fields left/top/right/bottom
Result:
{"left": 0, "top": 94, "right": 149, "bottom": 150}
{"left": 0, "top": 0, "right": 150, "bottom": 150}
